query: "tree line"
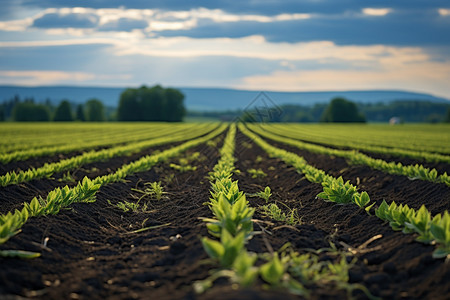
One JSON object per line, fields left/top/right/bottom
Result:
{"left": 0, "top": 96, "right": 105, "bottom": 122}
{"left": 194, "top": 98, "right": 450, "bottom": 123}
{"left": 117, "top": 85, "right": 185, "bottom": 121}
{"left": 0, "top": 85, "right": 186, "bottom": 122}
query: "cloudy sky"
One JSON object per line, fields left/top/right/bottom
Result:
{"left": 0, "top": 1, "right": 449, "bottom": 97}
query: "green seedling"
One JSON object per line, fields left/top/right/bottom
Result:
{"left": 210, "top": 178, "right": 243, "bottom": 205}
{"left": 405, "top": 205, "right": 433, "bottom": 243}
{"left": 205, "top": 192, "right": 254, "bottom": 238}
{"left": 108, "top": 199, "right": 146, "bottom": 213}
{"left": 260, "top": 252, "right": 285, "bottom": 285}
{"left": 247, "top": 186, "right": 272, "bottom": 203}
{"left": 170, "top": 162, "right": 197, "bottom": 173}
{"left": 170, "top": 152, "right": 200, "bottom": 173}
{"left": 58, "top": 171, "right": 76, "bottom": 183}
{"left": 247, "top": 168, "right": 267, "bottom": 179}
{"left": 241, "top": 141, "right": 252, "bottom": 149}
{"left": 317, "top": 177, "right": 357, "bottom": 204}
{"left": 260, "top": 203, "right": 300, "bottom": 225}
{"left": 430, "top": 211, "right": 450, "bottom": 259}
{"left": 162, "top": 173, "right": 175, "bottom": 185}
{"left": 202, "top": 229, "right": 246, "bottom": 268}
{"left": 375, "top": 200, "right": 415, "bottom": 232}
{"left": 132, "top": 181, "right": 166, "bottom": 201}
{"left": 352, "top": 191, "right": 375, "bottom": 213}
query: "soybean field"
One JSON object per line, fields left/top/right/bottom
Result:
{"left": 0, "top": 122, "right": 449, "bottom": 299}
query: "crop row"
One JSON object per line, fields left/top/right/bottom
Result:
{"left": 195, "top": 124, "right": 376, "bottom": 298}
{"left": 268, "top": 123, "right": 450, "bottom": 155}
{"left": 0, "top": 123, "right": 157, "bottom": 153}
{"left": 248, "top": 124, "right": 450, "bottom": 186}
{"left": 263, "top": 124, "right": 450, "bottom": 163}
{"left": 0, "top": 124, "right": 227, "bottom": 252}
{"left": 0, "top": 123, "right": 202, "bottom": 163}
{"left": 0, "top": 124, "right": 218, "bottom": 186}
{"left": 240, "top": 123, "right": 450, "bottom": 259}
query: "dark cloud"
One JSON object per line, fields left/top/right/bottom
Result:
{"left": 98, "top": 18, "right": 148, "bottom": 32}
{"left": 156, "top": 8, "right": 450, "bottom": 46}
{"left": 32, "top": 12, "right": 99, "bottom": 28}
{"left": 5, "top": 1, "right": 450, "bottom": 47}
{"left": 19, "top": 0, "right": 450, "bottom": 15}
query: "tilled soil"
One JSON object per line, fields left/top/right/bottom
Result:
{"left": 0, "top": 129, "right": 449, "bottom": 300}
{"left": 0, "top": 141, "right": 185, "bottom": 216}
{"left": 233, "top": 130, "right": 449, "bottom": 299}
{"left": 0, "top": 143, "right": 221, "bottom": 300}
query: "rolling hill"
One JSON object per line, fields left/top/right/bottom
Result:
{"left": 0, "top": 85, "right": 448, "bottom": 111}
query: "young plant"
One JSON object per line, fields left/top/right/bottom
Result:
{"left": 247, "top": 186, "right": 272, "bottom": 203}
{"left": 430, "top": 211, "right": 450, "bottom": 259}
{"left": 352, "top": 191, "right": 375, "bottom": 213}
{"left": 260, "top": 203, "right": 300, "bottom": 225}
{"left": 169, "top": 153, "right": 200, "bottom": 173}
{"left": 201, "top": 229, "right": 246, "bottom": 268}
{"left": 405, "top": 205, "right": 433, "bottom": 243}
{"left": 132, "top": 181, "right": 166, "bottom": 202}
{"left": 107, "top": 199, "right": 146, "bottom": 213}
{"left": 317, "top": 177, "right": 357, "bottom": 204}
{"left": 247, "top": 168, "right": 267, "bottom": 179}
{"left": 58, "top": 171, "right": 76, "bottom": 183}
{"left": 375, "top": 200, "right": 415, "bottom": 233}
{"left": 260, "top": 252, "right": 285, "bottom": 285}
{"left": 170, "top": 162, "right": 197, "bottom": 173}
{"left": 205, "top": 192, "right": 254, "bottom": 238}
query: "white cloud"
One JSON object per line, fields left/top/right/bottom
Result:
{"left": 0, "top": 70, "right": 131, "bottom": 85}
{"left": 438, "top": 8, "right": 450, "bottom": 16}
{"left": 0, "top": 7, "right": 311, "bottom": 33}
{"left": 106, "top": 35, "right": 429, "bottom": 66}
{"left": 0, "top": 35, "right": 432, "bottom": 66}
{"left": 236, "top": 60, "right": 450, "bottom": 98}
{"left": 0, "top": 18, "right": 33, "bottom": 31}
{"left": 362, "top": 8, "right": 392, "bottom": 16}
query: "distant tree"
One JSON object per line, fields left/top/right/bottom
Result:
{"left": 85, "top": 99, "right": 105, "bottom": 122}
{"left": 0, "top": 106, "right": 4, "bottom": 121}
{"left": 117, "top": 85, "right": 185, "bottom": 122}
{"left": 12, "top": 102, "right": 50, "bottom": 121}
{"left": 53, "top": 100, "right": 73, "bottom": 121}
{"left": 320, "top": 97, "right": 366, "bottom": 123}
{"left": 446, "top": 107, "right": 450, "bottom": 123}
{"left": 76, "top": 104, "right": 86, "bottom": 121}
{"left": 117, "top": 88, "right": 141, "bottom": 121}
{"left": 240, "top": 111, "right": 256, "bottom": 123}
{"left": 165, "top": 88, "right": 185, "bottom": 122}
{"left": 139, "top": 85, "right": 166, "bottom": 121}
{"left": 425, "top": 113, "right": 443, "bottom": 123}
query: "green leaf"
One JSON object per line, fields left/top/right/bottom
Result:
{"left": 201, "top": 237, "right": 224, "bottom": 260}
{"left": 360, "top": 192, "right": 370, "bottom": 206}
{"left": 0, "top": 249, "right": 41, "bottom": 259}
{"left": 317, "top": 192, "right": 328, "bottom": 200}
{"left": 365, "top": 202, "right": 375, "bottom": 214}
{"left": 430, "top": 224, "right": 446, "bottom": 242}
{"left": 432, "top": 248, "right": 449, "bottom": 259}
{"left": 260, "top": 253, "right": 284, "bottom": 285}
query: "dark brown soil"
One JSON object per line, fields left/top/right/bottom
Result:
{"left": 0, "top": 129, "right": 449, "bottom": 300}
{"left": 0, "top": 142, "right": 221, "bottom": 300}
{"left": 0, "top": 148, "right": 106, "bottom": 176}
{"left": 233, "top": 131, "right": 450, "bottom": 299}
{"left": 259, "top": 128, "right": 450, "bottom": 174}
{"left": 0, "top": 140, "right": 185, "bottom": 216}
{"left": 256, "top": 134, "right": 450, "bottom": 216}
